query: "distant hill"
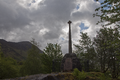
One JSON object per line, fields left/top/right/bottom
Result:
{"left": 0, "top": 39, "right": 43, "bottom": 61}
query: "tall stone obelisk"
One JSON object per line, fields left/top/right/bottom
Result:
{"left": 68, "top": 21, "right": 72, "bottom": 53}
{"left": 61, "top": 21, "right": 82, "bottom": 72}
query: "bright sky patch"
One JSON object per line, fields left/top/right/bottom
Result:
{"left": 79, "top": 23, "right": 89, "bottom": 32}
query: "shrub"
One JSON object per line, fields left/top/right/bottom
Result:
{"left": 99, "top": 73, "right": 111, "bottom": 80}
{"left": 0, "top": 59, "right": 18, "bottom": 79}
{"left": 73, "top": 68, "right": 87, "bottom": 80}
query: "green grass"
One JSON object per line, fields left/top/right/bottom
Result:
{"left": 55, "top": 71, "right": 112, "bottom": 80}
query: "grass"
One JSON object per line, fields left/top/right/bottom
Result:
{"left": 56, "top": 70, "right": 113, "bottom": 80}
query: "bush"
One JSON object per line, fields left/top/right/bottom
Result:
{"left": 0, "top": 59, "right": 18, "bottom": 79}
{"left": 73, "top": 68, "right": 87, "bottom": 80}
{"left": 73, "top": 68, "right": 80, "bottom": 79}
{"left": 99, "top": 73, "right": 111, "bottom": 80}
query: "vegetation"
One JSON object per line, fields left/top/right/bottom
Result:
{"left": 72, "top": 68, "right": 112, "bottom": 80}
{"left": 40, "top": 43, "right": 63, "bottom": 73}
{"left": 20, "top": 39, "right": 42, "bottom": 76}
{"left": 1, "top": 29, "right": 120, "bottom": 79}
{"left": 73, "top": 68, "right": 87, "bottom": 80}
{"left": 92, "top": 0, "right": 120, "bottom": 79}
{"left": 0, "top": 31, "right": 120, "bottom": 79}
{"left": 74, "top": 32, "right": 97, "bottom": 71}
{"left": 0, "top": 44, "right": 19, "bottom": 79}
{"left": 0, "top": 39, "right": 35, "bottom": 61}
{"left": 20, "top": 40, "right": 63, "bottom": 75}
{"left": 94, "top": 27, "right": 120, "bottom": 78}
{"left": 74, "top": 27, "right": 120, "bottom": 79}
{"left": 1, "top": 1, "right": 120, "bottom": 79}
{"left": 94, "top": 0, "right": 120, "bottom": 26}
{"left": 0, "top": 40, "right": 63, "bottom": 79}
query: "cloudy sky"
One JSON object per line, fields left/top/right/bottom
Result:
{"left": 0, "top": 0, "right": 102, "bottom": 53}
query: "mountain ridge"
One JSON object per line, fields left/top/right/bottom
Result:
{"left": 0, "top": 39, "right": 43, "bottom": 61}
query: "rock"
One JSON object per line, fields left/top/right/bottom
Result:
{"left": 3, "top": 73, "right": 75, "bottom": 80}
{"left": 41, "top": 75, "right": 56, "bottom": 80}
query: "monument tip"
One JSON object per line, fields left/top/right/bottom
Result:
{"left": 68, "top": 20, "right": 72, "bottom": 24}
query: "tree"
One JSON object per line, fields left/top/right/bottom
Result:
{"left": 94, "top": 27, "right": 120, "bottom": 78}
{"left": 0, "top": 44, "right": 4, "bottom": 60}
{"left": 94, "top": 0, "right": 120, "bottom": 26}
{"left": 41, "top": 43, "right": 63, "bottom": 73}
{"left": 94, "top": 0, "right": 120, "bottom": 78}
{"left": 20, "top": 39, "right": 42, "bottom": 75}
{"left": 0, "top": 44, "right": 18, "bottom": 79}
{"left": 94, "top": 27, "right": 110, "bottom": 73}
{"left": 74, "top": 32, "right": 96, "bottom": 71}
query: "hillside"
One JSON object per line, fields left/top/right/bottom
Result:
{"left": 0, "top": 39, "right": 43, "bottom": 61}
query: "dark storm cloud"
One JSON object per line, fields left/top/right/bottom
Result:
{"left": 0, "top": 0, "right": 31, "bottom": 32}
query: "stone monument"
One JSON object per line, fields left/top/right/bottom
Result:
{"left": 61, "top": 21, "right": 82, "bottom": 72}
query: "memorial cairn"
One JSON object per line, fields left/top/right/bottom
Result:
{"left": 61, "top": 21, "right": 82, "bottom": 72}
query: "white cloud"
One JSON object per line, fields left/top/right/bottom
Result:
{"left": 0, "top": 0, "right": 101, "bottom": 54}
{"left": 17, "top": 0, "right": 43, "bottom": 9}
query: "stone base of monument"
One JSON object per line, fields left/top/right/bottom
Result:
{"left": 61, "top": 53, "right": 82, "bottom": 72}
